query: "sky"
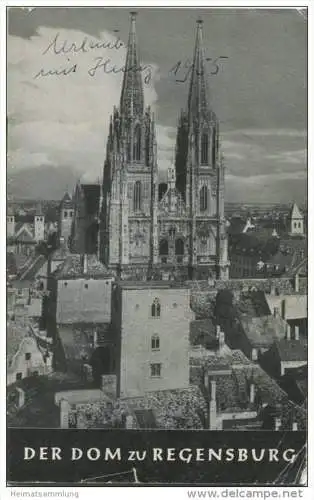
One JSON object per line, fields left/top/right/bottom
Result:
{"left": 7, "top": 7, "right": 307, "bottom": 203}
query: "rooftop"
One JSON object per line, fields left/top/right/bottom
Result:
{"left": 275, "top": 338, "right": 307, "bottom": 362}
{"left": 240, "top": 314, "right": 287, "bottom": 347}
{"left": 53, "top": 254, "right": 112, "bottom": 279}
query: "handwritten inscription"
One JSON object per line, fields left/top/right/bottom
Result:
{"left": 34, "top": 32, "right": 228, "bottom": 83}
{"left": 169, "top": 56, "right": 229, "bottom": 83}
{"left": 42, "top": 31, "right": 125, "bottom": 55}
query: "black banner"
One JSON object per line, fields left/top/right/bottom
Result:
{"left": 7, "top": 429, "right": 306, "bottom": 486}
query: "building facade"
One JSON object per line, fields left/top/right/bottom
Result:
{"left": 85, "top": 14, "right": 229, "bottom": 281}
{"left": 112, "top": 282, "right": 194, "bottom": 397}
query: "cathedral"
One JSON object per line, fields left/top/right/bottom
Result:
{"left": 71, "top": 13, "right": 229, "bottom": 281}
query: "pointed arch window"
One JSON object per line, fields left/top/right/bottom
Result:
{"left": 151, "top": 298, "right": 161, "bottom": 318}
{"left": 133, "top": 124, "right": 141, "bottom": 162}
{"left": 159, "top": 239, "right": 169, "bottom": 263}
{"left": 175, "top": 238, "right": 184, "bottom": 263}
{"left": 212, "top": 128, "right": 216, "bottom": 165}
{"left": 201, "top": 132, "right": 209, "bottom": 165}
{"left": 200, "top": 185, "right": 208, "bottom": 212}
{"left": 133, "top": 181, "right": 142, "bottom": 211}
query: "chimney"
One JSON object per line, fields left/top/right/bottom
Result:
{"left": 294, "top": 273, "right": 299, "bottom": 293}
{"left": 83, "top": 254, "right": 88, "bottom": 274}
{"left": 219, "top": 331, "right": 225, "bottom": 350}
{"left": 216, "top": 325, "right": 221, "bottom": 338}
{"left": 126, "top": 415, "right": 134, "bottom": 429}
{"left": 249, "top": 383, "right": 255, "bottom": 404}
{"left": 208, "top": 380, "right": 217, "bottom": 430}
{"left": 275, "top": 417, "right": 281, "bottom": 431}
{"left": 273, "top": 307, "right": 279, "bottom": 318}
{"left": 292, "top": 422, "right": 298, "bottom": 431}
{"left": 60, "top": 399, "right": 70, "bottom": 429}
{"left": 16, "top": 387, "right": 25, "bottom": 408}
{"left": 295, "top": 325, "right": 300, "bottom": 341}
{"left": 286, "top": 323, "right": 291, "bottom": 341}
{"left": 210, "top": 380, "right": 216, "bottom": 402}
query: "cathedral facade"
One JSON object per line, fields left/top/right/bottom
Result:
{"left": 74, "top": 13, "right": 229, "bottom": 281}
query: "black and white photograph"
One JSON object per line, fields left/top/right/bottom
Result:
{"left": 5, "top": 5, "right": 308, "bottom": 487}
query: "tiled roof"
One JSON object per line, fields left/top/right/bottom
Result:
{"left": 53, "top": 254, "right": 111, "bottom": 278}
{"left": 18, "top": 254, "right": 47, "bottom": 281}
{"left": 192, "top": 350, "right": 306, "bottom": 428}
{"left": 235, "top": 291, "right": 271, "bottom": 317}
{"left": 125, "top": 386, "right": 207, "bottom": 429}
{"left": 16, "top": 228, "right": 35, "bottom": 243}
{"left": 240, "top": 315, "right": 286, "bottom": 347}
{"left": 275, "top": 339, "right": 307, "bottom": 362}
{"left": 51, "top": 246, "right": 70, "bottom": 260}
{"left": 190, "top": 318, "right": 218, "bottom": 348}
{"left": 7, "top": 318, "right": 32, "bottom": 367}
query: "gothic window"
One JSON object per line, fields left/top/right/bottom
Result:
{"left": 201, "top": 132, "right": 209, "bottom": 165}
{"left": 133, "top": 181, "right": 142, "bottom": 211}
{"left": 158, "top": 183, "right": 167, "bottom": 201}
{"left": 212, "top": 128, "right": 216, "bottom": 165}
{"left": 128, "top": 183, "right": 133, "bottom": 199}
{"left": 200, "top": 185, "right": 208, "bottom": 212}
{"left": 175, "top": 238, "right": 184, "bottom": 263}
{"left": 159, "top": 239, "right": 168, "bottom": 263}
{"left": 151, "top": 298, "right": 161, "bottom": 318}
{"left": 151, "top": 335, "right": 160, "bottom": 350}
{"left": 133, "top": 124, "right": 141, "bottom": 161}
{"left": 144, "top": 182, "right": 149, "bottom": 199}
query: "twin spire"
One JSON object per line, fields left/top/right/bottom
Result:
{"left": 120, "top": 12, "right": 144, "bottom": 118}
{"left": 188, "top": 19, "right": 209, "bottom": 121}
{"left": 120, "top": 13, "right": 210, "bottom": 120}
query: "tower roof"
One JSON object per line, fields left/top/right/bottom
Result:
{"left": 35, "top": 202, "right": 44, "bottom": 216}
{"left": 120, "top": 12, "right": 144, "bottom": 118}
{"left": 188, "top": 20, "right": 209, "bottom": 122}
{"left": 290, "top": 202, "right": 303, "bottom": 219}
{"left": 60, "top": 191, "right": 74, "bottom": 209}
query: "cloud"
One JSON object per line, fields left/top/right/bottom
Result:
{"left": 7, "top": 26, "right": 160, "bottom": 183}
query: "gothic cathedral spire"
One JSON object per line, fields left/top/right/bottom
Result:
{"left": 120, "top": 12, "right": 144, "bottom": 119}
{"left": 188, "top": 19, "right": 209, "bottom": 123}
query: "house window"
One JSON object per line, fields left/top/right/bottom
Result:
{"left": 151, "top": 335, "right": 160, "bottom": 350}
{"left": 64, "top": 211, "right": 68, "bottom": 218}
{"left": 150, "top": 363, "right": 161, "bottom": 377}
{"left": 200, "top": 185, "right": 208, "bottom": 212}
{"left": 25, "top": 353, "right": 31, "bottom": 361}
{"left": 133, "top": 124, "right": 141, "bottom": 161}
{"left": 70, "top": 211, "right": 73, "bottom": 217}
{"left": 133, "top": 181, "right": 142, "bottom": 211}
{"left": 84, "top": 284, "right": 88, "bottom": 289}
{"left": 294, "top": 222, "right": 297, "bottom": 228}
{"left": 16, "top": 372, "right": 22, "bottom": 381}
{"left": 201, "top": 133, "right": 209, "bottom": 164}
{"left": 64, "top": 282, "right": 68, "bottom": 287}
{"left": 298, "top": 222, "right": 301, "bottom": 228}
{"left": 151, "top": 298, "right": 161, "bottom": 318}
